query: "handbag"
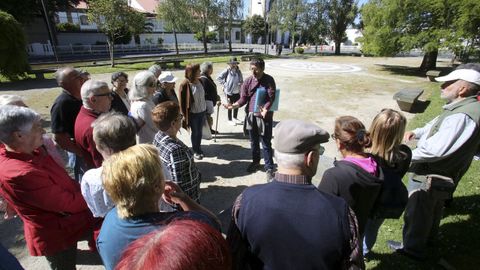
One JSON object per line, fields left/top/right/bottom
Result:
{"left": 202, "top": 117, "right": 212, "bottom": 140}
{"left": 371, "top": 167, "right": 408, "bottom": 219}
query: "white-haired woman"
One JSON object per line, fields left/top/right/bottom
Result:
{"left": 129, "top": 71, "right": 159, "bottom": 144}
{"left": 0, "top": 105, "right": 93, "bottom": 269}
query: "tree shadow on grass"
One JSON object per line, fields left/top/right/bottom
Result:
{"left": 0, "top": 79, "right": 58, "bottom": 92}
{"left": 375, "top": 65, "right": 454, "bottom": 78}
{"left": 370, "top": 194, "right": 480, "bottom": 270}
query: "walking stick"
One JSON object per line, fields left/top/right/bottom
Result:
{"left": 214, "top": 103, "right": 220, "bottom": 142}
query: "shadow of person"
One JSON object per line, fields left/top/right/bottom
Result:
{"left": 199, "top": 184, "right": 249, "bottom": 233}
{"left": 195, "top": 161, "right": 252, "bottom": 183}
{"left": 201, "top": 143, "right": 251, "bottom": 161}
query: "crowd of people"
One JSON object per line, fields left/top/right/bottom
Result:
{"left": 0, "top": 59, "right": 479, "bottom": 270}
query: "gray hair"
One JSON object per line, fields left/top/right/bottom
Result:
{"left": 92, "top": 112, "right": 136, "bottom": 154}
{"left": 129, "top": 71, "right": 156, "bottom": 101}
{"left": 0, "top": 105, "right": 40, "bottom": 144}
{"left": 456, "top": 63, "right": 480, "bottom": 95}
{"left": 148, "top": 64, "right": 162, "bottom": 77}
{"left": 274, "top": 151, "right": 306, "bottom": 169}
{"left": 81, "top": 80, "right": 109, "bottom": 108}
{"left": 0, "top": 95, "right": 25, "bottom": 106}
{"left": 200, "top": 62, "right": 213, "bottom": 74}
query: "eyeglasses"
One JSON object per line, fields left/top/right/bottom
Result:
{"left": 331, "top": 134, "right": 337, "bottom": 140}
{"left": 177, "top": 114, "right": 184, "bottom": 121}
{"left": 94, "top": 92, "right": 114, "bottom": 97}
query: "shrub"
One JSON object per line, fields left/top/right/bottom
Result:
{"left": 56, "top": 22, "right": 80, "bottom": 32}
{"left": 295, "top": 47, "right": 304, "bottom": 54}
{"left": 0, "top": 11, "right": 29, "bottom": 80}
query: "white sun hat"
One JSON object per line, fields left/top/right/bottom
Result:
{"left": 435, "top": 69, "right": 480, "bottom": 86}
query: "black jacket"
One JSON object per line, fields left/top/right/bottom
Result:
{"left": 110, "top": 89, "right": 129, "bottom": 116}
{"left": 319, "top": 158, "right": 384, "bottom": 235}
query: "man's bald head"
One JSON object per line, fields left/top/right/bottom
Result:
{"left": 55, "top": 67, "right": 83, "bottom": 98}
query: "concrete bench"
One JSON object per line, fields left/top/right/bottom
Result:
{"left": 27, "top": 68, "right": 57, "bottom": 80}
{"left": 240, "top": 55, "right": 256, "bottom": 61}
{"left": 393, "top": 89, "right": 424, "bottom": 112}
{"left": 426, "top": 70, "right": 441, "bottom": 82}
{"left": 155, "top": 58, "right": 183, "bottom": 69}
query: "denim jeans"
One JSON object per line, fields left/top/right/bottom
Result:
{"left": 363, "top": 218, "right": 385, "bottom": 255}
{"left": 67, "top": 152, "right": 85, "bottom": 181}
{"left": 402, "top": 176, "right": 444, "bottom": 258}
{"left": 248, "top": 116, "right": 274, "bottom": 170}
{"left": 189, "top": 111, "right": 205, "bottom": 154}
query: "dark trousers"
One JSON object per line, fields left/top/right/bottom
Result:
{"left": 227, "top": 93, "right": 240, "bottom": 120}
{"left": 249, "top": 116, "right": 274, "bottom": 170}
{"left": 189, "top": 111, "right": 205, "bottom": 154}
{"left": 402, "top": 177, "right": 444, "bottom": 258}
{"left": 45, "top": 245, "right": 77, "bottom": 270}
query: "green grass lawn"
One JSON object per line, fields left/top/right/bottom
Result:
{"left": 365, "top": 85, "right": 480, "bottom": 269}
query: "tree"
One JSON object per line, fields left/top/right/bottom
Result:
{"left": 157, "top": 0, "right": 191, "bottom": 55}
{"left": 88, "top": 0, "right": 145, "bottom": 67}
{"left": 221, "top": 0, "right": 243, "bottom": 52}
{"left": 326, "top": 0, "right": 357, "bottom": 55}
{"left": 0, "top": 11, "right": 29, "bottom": 80}
{"left": 269, "top": 0, "right": 306, "bottom": 51}
{"left": 300, "top": 0, "right": 328, "bottom": 52}
{"left": 189, "top": 0, "right": 221, "bottom": 54}
{"left": 359, "top": 0, "right": 474, "bottom": 70}
{"left": 244, "top": 15, "right": 265, "bottom": 44}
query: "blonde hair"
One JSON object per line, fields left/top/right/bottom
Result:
{"left": 369, "top": 109, "right": 407, "bottom": 165}
{"left": 102, "top": 144, "right": 164, "bottom": 218}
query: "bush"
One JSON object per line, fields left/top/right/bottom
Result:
{"left": 56, "top": 22, "right": 80, "bottom": 32}
{"left": 194, "top": 31, "right": 217, "bottom": 43}
{"left": 295, "top": 47, "right": 304, "bottom": 54}
{"left": 0, "top": 11, "right": 29, "bottom": 80}
{"left": 157, "top": 37, "right": 163, "bottom": 45}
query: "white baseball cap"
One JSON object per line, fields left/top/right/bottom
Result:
{"left": 435, "top": 69, "right": 480, "bottom": 86}
{"left": 158, "top": 72, "right": 177, "bottom": 83}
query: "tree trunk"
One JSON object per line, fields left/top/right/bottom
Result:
{"left": 334, "top": 39, "right": 341, "bottom": 55}
{"left": 108, "top": 39, "right": 115, "bottom": 67}
{"left": 419, "top": 49, "right": 438, "bottom": 71}
{"left": 173, "top": 28, "right": 179, "bottom": 55}
{"left": 202, "top": 26, "right": 208, "bottom": 54}
{"left": 228, "top": 2, "right": 233, "bottom": 52}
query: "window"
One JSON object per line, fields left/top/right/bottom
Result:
{"left": 80, "top": 15, "right": 89, "bottom": 25}
{"left": 235, "top": 31, "right": 240, "bottom": 40}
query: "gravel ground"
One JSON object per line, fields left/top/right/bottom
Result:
{"left": 0, "top": 56, "right": 437, "bottom": 269}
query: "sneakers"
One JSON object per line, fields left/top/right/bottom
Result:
{"left": 246, "top": 162, "right": 261, "bottom": 173}
{"left": 210, "top": 129, "right": 219, "bottom": 135}
{"left": 228, "top": 120, "right": 236, "bottom": 126}
{"left": 234, "top": 118, "right": 244, "bottom": 125}
{"left": 266, "top": 169, "right": 275, "bottom": 182}
{"left": 194, "top": 153, "right": 203, "bottom": 160}
{"left": 387, "top": 240, "right": 424, "bottom": 261}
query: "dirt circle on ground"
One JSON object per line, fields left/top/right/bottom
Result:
{"left": 266, "top": 59, "right": 362, "bottom": 73}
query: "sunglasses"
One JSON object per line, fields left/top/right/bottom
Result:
{"left": 94, "top": 92, "right": 114, "bottom": 97}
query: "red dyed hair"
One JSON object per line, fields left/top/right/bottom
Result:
{"left": 115, "top": 219, "right": 232, "bottom": 270}
{"left": 184, "top": 63, "right": 200, "bottom": 82}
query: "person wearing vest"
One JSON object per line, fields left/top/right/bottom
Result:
{"left": 388, "top": 65, "right": 480, "bottom": 260}
{"left": 226, "top": 119, "right": 364, "bottom": 270}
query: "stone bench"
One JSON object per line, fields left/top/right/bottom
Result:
{"left": 426, "top": 70, "right": 441, "bottom": 82}
{"left": 393, "top": 89, "right": 424, "bottom": 112}
{"left": 27, "top": 68, "right": 57, "bottom": 80}
{"left": 155, "top": 58, "right": 183, "bottom": 69}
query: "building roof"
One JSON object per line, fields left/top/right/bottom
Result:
{"left": 74, "top": 0, "right": 159, "bottom": 14}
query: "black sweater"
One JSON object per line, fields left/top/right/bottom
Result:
{"left": 318, "top": 158, "right": 384, "bottom": 235}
